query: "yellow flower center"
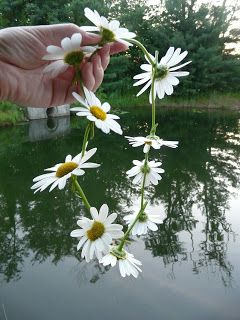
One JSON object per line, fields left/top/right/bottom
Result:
{"left": 100, "top": 28, "right": 115, "bottom": 45}
{"left": 90, "top": 106, "right": 107, "bottom": 120}
{"left": 87, "top": 221, "right": 105, "bottom": 241}
{"left": 56, "top": 162, "right": 78, "bottom": 178}
{"left": 145, "top": 141, "right": 152, "bottom": 145}
{"left": 64, "top": 51, "right": 84, "bottom": 66}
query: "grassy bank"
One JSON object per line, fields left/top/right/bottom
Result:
{"left": 0, "top": 102, "right": 25, "bottom": 126}
{"left": 0, "top": 92, "right": 239, "bottom": 127}
{"left": 107, "top": 92, "right": 240, "bottom": 111}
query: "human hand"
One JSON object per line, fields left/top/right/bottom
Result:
{"left": 0, "top": 24, "right": 127, "bottom": 107}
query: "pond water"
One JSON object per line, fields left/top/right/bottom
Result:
{"left": 0, "top": 108, "right": 240, "bottom": 320}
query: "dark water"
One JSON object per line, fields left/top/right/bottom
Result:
{"left": 0, "top": 108, "right": 240, "bottom": 320}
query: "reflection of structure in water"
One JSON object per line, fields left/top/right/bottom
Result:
{"left": 28, "top": 117, "right": 70, "bottom": 142}
{"left": 27, "top": 105, "right": 71, "bottom": 141}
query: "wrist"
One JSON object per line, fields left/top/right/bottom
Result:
{"left": 0, "top": 61, "right": 16, "bottom": 102}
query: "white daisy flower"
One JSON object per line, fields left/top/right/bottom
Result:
{"left": 43, "top": 33, "right": 97, "bottom": 77}
{"left": 134, "top": 47, "right": 191, "bottom": 102}
{"left": 126, "top": 159, "right": 164, "bottom": 187}
{"left": 124, "top": 210, "right": 163, "bottom": 236}
{"left": 81, "top": 8, "right": 136, "bottom": 46}
{"left": 70, "top": 204, "right": 124, "bottom": 262}
{"left": 31, "top": 148, "right": 99, "bottom": 193}
{"left": 125, "top": 135, "right": 178, "bottom": 153}
{"left": 100, "top": 246, "right": 142, "bottom": 278}
{"left": 71, "top": 87, "right": 122, "bottom": 135}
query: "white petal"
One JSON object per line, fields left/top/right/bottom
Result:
{"left": 134, "top": 75, "right": 151, "bottom": 86}
{"left": 71, "top": 33, "right": 82, "bottom": 49}
{"left": 85, "top": 8, "right": 101, "bottom": 26}
{"left": 166, "top": 48, "right": 181, "bottom": 66}
{"left": 80, "top": 26, "right": 99, "bottom": 32}
{"left": 33, "top": 172, "right": 56, "bottom": 182}
{"left": 140, "top": 64, "right": 152, "bottom": 72}
{"left": 169, "top": 61, "right": 191, "bottom": 71}
{"left": 80, "top": 148, "right": 97, "bottom": 164}
{"left": 46, "top": 45, "right": 64, "bottom": 55}
{"left": 105, "top": 213, "right": 117, "bottom": 225}
{"left": 61, "top": 37, "right": 73, "bottom": 52}
{"left": 136, "top": 79, "right": 152, "bottom": 97}
{"left": 160, "top": 47, "right": 175, "bottom": 65}
{"left": 133, "top": 72, "right": 150, "bottom": 80}
{"left": 169, "top": 71, "right": 190, "bottom": 77}
{"left": 109, "top": 20, "right": 120, "bottom": 30}
{"left": 77, "top": 236, "right": 87, "bottom": 251}
{"left": 168, "top": 49, "right": 188, "bottom": 67}
{"left": 90, "top": 207, "right": 99, "bottom": 220}
{"left": 147, "top": 221, "right": 158, "bottom": 231}
{"left": 72, "top": 92, "right": 89, "bottom": 108}
{"left": 65, "top": 154, "right": 72, "bottom": 162}
{"left": 101, "top": 102, "right": 111, "bottom": 112}
{"left": 58, "top": 177, "right": 67, "bottom": 189}
{"left": 79, "top": 162, "right": 100, "bottom": 169}
{"left": 99, "top": 204, "right": 109, "bottom": 222}
{"left": 119, "top": 260, "right": 126, "bottom": 277}
{"left": 70, "top": 229, "right": 85, "bottom": 237}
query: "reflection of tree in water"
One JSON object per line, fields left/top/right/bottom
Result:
{"left": 0, "top": 110, "right": 239, "bottom": 285}
{"left": 145, "top": 111, "right": 240, "bottom": 285}
{"left": 0, "top": 193, "right": 28, "bottom": 282}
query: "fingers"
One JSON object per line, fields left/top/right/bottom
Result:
{"left": 35, "top": 23, "right": 101, "bottom": 47}
{"left": 81, "top": 62, "right": 95, "bottom": 91}
{"left": 81, "top": 55, "right": 104, "bottom": 92}
{"left": 92, "top": 55, "right": 104, "bottom": 91}
{"left": 81, "top": 40, "right": 127, "bottom": 92}
{"left": 80, "top": 30, "right": 101, "bottom": 46}
{"left": 109, "top": 41, "right": 128, "bottom": 55}
{"left": 99, "top": 44, "right": 110, "bottom": 70}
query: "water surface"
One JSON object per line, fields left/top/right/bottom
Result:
{"left": 0, "top": 108, "right": 240, "bottom": 320}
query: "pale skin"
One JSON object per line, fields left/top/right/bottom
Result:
{"left": 0, "top": 24, "right": 127, "bottom": 108}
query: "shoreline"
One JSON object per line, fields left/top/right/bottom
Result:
{"left": 0, "top": 93, "right": 240, "bottom": 127}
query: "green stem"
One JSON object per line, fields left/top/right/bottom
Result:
{"left": 82, "top": 122, "right": 91, "bottom": 156}
{"left": 141, "top": 153, "right": 148, "bottom": 208}
{"left": 150, "top": 74, "right": 156, "bottom": 134}
{"left": 72, "top": 176, "right": 91, "bottom": 210}
{"left": 118, "top": 201, "right": 148, "bottom": 251}
{"left": 126, "top": 39, "right": 155, "bottom": 66}
{"left": 118, "top": 153, "right": 149, "bottom": 252}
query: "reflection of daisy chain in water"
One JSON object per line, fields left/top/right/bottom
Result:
{"left": 71, "top": 87, "right": 122, "bottom": 135}
{"left": 126, "top": 159, "right": 165, "bottom": 187}
{"left": 31, "top": 148, "right": 99, "bottom": 193}
{"left": 100, "top": 247, "right": 142, "bottom": 278}
{"left": 70, "top": 204, "right": 124, "bottom": 262}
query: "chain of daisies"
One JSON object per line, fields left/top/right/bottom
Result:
{"left": 117, "top": 40, "right": 158, "bottom": 253}
{"left": 32, "top": 8, "right": 190, "bottom": 277}
{"left": 70, "top": 39, "right": 159, "bottom": 257}
{"left": 70, "top": 52, "right": 99, "bottom": 210}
